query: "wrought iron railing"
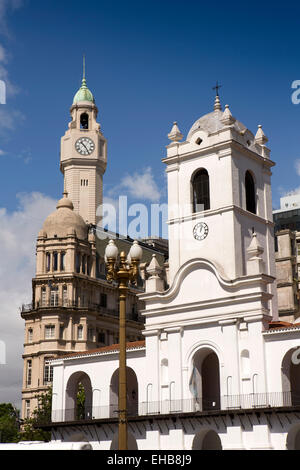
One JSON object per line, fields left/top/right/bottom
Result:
{"left": 20, "top": 300, "right": 140, "bottom": 321}
{"left": 49, "top": 391, "right": 300, "bottom": 424}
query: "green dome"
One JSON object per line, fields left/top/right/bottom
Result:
{"left": 73, "top": 77, "right": 95, "bottom": 104}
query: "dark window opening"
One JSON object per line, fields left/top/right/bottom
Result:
{"left": 192, "top": 169, "right": 210, "bottom": 212}
{"left": 98, "top": 332, "right": 105, "bottom": 343}
{"left": 196, "top": 137, "right": 203, "bottom": 145}
{"left": 76, "top": 253, "right": 81, "bottom": 274}
{"left": 245, "top": 170, "right": 256, "bottom": 214}
{"left": 100, "top": 293, "right": 107, "bottom": 308}
{"left": 53, "top": 252, "right": 58, "bottom": 271}
{"left": 80, "top": 113, "right": 89, "bottom": 130}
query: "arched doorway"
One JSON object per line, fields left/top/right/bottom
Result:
{"left": 192, "top": 430, "right": 222, "bottom": 450}
{"left": 191, "top": 348, "right": 221, "bottom": 411}
{"left": 281, "top": 349, "right": 300, "bottom": 406}
{"left": 65, "top": 371, "right": 93, "bottom": 421}
{"left": 110, "top": 367, "right": 139, "bottom": 418}
{"left": 287, "top": 425, "right": 300, "bottom": 450}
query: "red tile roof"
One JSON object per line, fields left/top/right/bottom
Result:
{"left": 59, "top": 340, "right": 145, "bottom": 359}
{"left": 267, "top": 321, "right": 300, "bottom": 332}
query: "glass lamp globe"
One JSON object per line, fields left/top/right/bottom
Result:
{"left": 105, "top": 239, "right": 119, "bottom": 261}
{"left": 129, "top": 240, "right": 143, "bottom": 261}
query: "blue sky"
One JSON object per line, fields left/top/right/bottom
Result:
{"left": 1, "top": 0, "right": 300, "bottom": 212}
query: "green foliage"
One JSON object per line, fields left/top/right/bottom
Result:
{"left": 20, "top": 387, "right": 52, "bottom": 442}
{"left": 0, "top": 403, "right": 20, "bottom": 443}
{"left": 76, "top": 382, "right": 86, "bottom": 420}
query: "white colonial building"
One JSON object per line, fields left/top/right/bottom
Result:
{"left": 43, "top": 94, "right": 300, "bottom": 450}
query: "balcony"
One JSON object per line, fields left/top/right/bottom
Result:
{"left": 20, "top": 299, "right": 140, "bottom": 322}
{"left": 48, "top": 391, "right": 300, "bottom": 425}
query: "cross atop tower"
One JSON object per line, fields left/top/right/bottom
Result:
{"left": 213, "top": 81, "right": 222, "bottom": 97}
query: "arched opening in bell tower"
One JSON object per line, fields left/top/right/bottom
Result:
{"left": 192, "top": 169, "right": 210, "bottom": 212}
{"left": 245, "top": 170, "right": 256, "bottom": 214}
{"left": 80, "top": 113, "right": 89, "bottom": 130}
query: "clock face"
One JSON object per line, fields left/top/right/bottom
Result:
{"left": 193, "top": 222, "right": 209, "bottom": 241}
{"left": 75, "top": 137, "right": 95, "bottom": 156}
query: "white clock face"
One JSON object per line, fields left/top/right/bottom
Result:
{"left": 193, "top": 222, "right": 209, "bottom": 241}
{"left": 75, "top": 137, "right": 95, "bottom": 156}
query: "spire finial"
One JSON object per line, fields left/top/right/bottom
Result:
{"left": 213, "top": 81, "right": 222, "bottom": 111}
{"left": 83, "top": 54, "right": 86, "bottom": 80}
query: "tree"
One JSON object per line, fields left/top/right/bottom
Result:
{"left": 76, "top": 382, "right": 86, "bottom": 420}
{"left": 20, "top": 387, "right": 52, "bottom": 442}
{"left": 0, "top": 403, "right": 20, "bottom": 443}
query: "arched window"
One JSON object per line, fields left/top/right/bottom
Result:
{"left": 46, "top": 253, "right": 51, "bottom": 272}
{"left": 53, "top": 252, "right": 58, "bottom": 271}
{"left": 192, "top": 169, "right": 210, "bottom": 212}
{"left": 245, "top": 171, "right": 256, "bottom": 214}
{"left": 80, "top": 113, "right": 89, "bottom": 130}
{"left": 60, "top": 252, "right": 65, "bottom": 271}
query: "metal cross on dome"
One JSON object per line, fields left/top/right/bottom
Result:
{"left": 213, "top": 81, "right": 222, "bottom": 97}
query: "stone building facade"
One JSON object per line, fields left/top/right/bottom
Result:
{"left": 20, "top": 72, "right": 167, "bottom": 419}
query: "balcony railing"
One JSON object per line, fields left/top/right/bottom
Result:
{"left": 49, "top": 391, "right": 300, "bottom": 424}
{"left": 20, "top": 300, "right": 140, "bottom": 321}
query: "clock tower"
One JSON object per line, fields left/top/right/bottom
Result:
{"left": 60, "top": 63, "right": 107, "bottom": 225}
{"left": 163, "top": 94, "right": 277, "bottom": 317}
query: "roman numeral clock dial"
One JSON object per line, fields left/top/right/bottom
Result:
{"left": 193, "top": 222, "right": 209, "bottom": 241}
{"left": 75, "top": 137, "right": 95, "bottom": 156}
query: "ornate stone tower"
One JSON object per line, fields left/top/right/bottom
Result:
{"left": 60, "top": 61, "right": 107, "bottom": 225}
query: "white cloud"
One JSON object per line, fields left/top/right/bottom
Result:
{"left": 0, "top": 0, "right": 24, "bottom": 35}
{"left": 295, "top": 159, "right": 300, "bottom": 177}
{"left": 0, "top": 192, "right": 56, "bottom": 409}
{"left": 283, "top": 186, "right": 300, "bottom": 197}
{"left": 119, "top": 167, "right": 162, "bottom": 202}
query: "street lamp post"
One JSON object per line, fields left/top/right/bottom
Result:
{"left": 105, "top": 239, "right": 142, "bottom": 450}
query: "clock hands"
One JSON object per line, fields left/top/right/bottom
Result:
{"left": 75, "top": 138, "right": 95, "bottom": 155}
{"left": 81, "top": 141, "right": 89, "bottom": 153}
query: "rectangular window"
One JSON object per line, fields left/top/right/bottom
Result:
{"left": 100, "top": 294, "right": 107, "bottom": 308}
{"left": 88, "top": 328, "right": 94, "bottom": 342}
{"left": 63, "top": 286, "right": 68, "bottom": 307}
{"left": 25, "top": 400, "right": 30, "bottom": 419}
{"left": 82, "top": 255, "right": 86, "bottom": 274}
{"left": 53, "top": 252, "right": 58, "bottom": 271}
{"left": 76, "top": 253, "right": 81, "bottom": 274}
{"left": 59, "top": 324, "right": 64, "bottom": 340}
{"left": 26, "top": 360, "right": 32, "bottom": 386}
{"left": 46, "top": 253, "right": 50, "bottom": 272}
{"left": 45, "top": 325, "right": 55, "bottom": 339}
{"left": 44, "top": 360, "right": 53, "bottom": 384}
{"left": 98, "top": 331, "right": 105, "bottom": 344}
{"left": 50, "top": 288, "right": 58, "bottom": 307}
{"left": 60, "top": 252, "right": 65, "bottom": 271}
{"left": 41, "top": 287, "right": 47, "bottom": 306}
{"left": 28, "top": 329, "right": 33, "bottom": 343}
{"left": 77, "top": 325, "right": 83, "bottom": 340}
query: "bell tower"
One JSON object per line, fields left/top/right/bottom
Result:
{"left": 163, "top": 94, "right": 277, "bottom": 317}
{"left": 60, "top": 59, "right": 107, "bottom": 225}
